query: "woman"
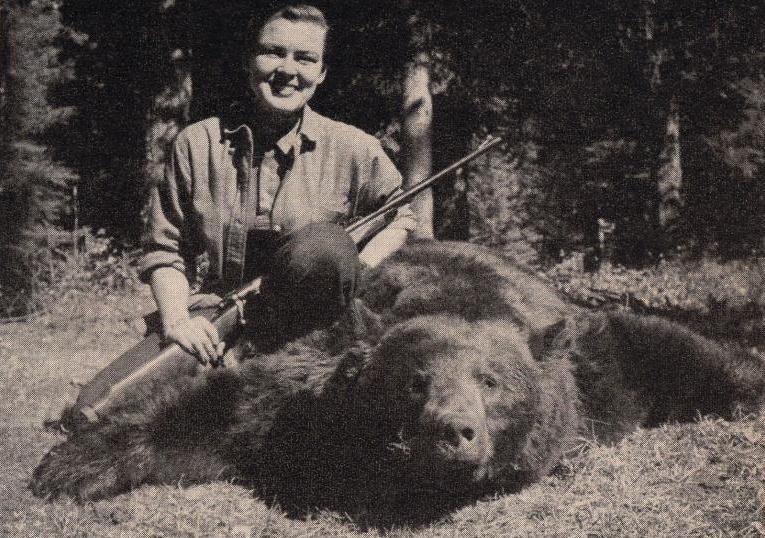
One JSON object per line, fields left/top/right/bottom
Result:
{"left": 69, "top": 3, "right": 415, "bottom": 422}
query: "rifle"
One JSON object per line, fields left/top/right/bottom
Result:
{"left": 79, "top": 135, "right": 503, "bottom": 423}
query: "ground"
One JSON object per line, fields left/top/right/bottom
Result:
{"left": 2, "top": 288, "right": 764, "bottom": 537}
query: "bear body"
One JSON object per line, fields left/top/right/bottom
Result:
{"left": 31, "top": 241, "right": 765, "bottom": 519}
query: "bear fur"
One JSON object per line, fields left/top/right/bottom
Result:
{"left": 30, "top": 240, "right": 765, "bottom": 520}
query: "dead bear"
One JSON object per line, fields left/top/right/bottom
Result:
{"left": 30, "top": 240, "right": 765, "bottom": 521}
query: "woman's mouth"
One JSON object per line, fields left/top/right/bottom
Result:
{"left": 271, "top": 83, "right": 297, "bottom": 97}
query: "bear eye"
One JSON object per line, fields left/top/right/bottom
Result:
{"left": 480, "top": 375, "right": 499, "bottom": 390}
{"left": 408, "top": 373, "right": 428, "bottom": 396}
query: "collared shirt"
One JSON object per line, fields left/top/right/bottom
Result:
{"left": 139, "top": 105, "right": 416, "bottom": 294}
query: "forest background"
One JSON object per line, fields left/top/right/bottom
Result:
{"left": 2, "top": 0, "right": 765, "bottom": 317}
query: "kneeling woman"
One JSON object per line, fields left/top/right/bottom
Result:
{"left": 71, "top": 3, "right": 415, "bottom": 420}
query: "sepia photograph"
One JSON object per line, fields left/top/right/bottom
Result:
{"left": 1, "top": 1, "right": 764, "bottom": 536}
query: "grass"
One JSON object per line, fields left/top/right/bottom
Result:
{"left": 547, "top": 257, "right": 765, "bottom": 348}
{"left": 548, "top": 257, "right": 765, "bottom": 313}
{"left": 1, "top": 272, "right": 765, "bottom": 536}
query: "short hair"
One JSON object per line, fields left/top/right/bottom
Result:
{"left": 273, "top": 4, "right": 328, "bottom": 30}
{"left": 244, "top": 3, "right": 330, "bottom": 60}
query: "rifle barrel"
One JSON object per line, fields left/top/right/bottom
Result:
{"left": 214, "top": 136, "right": 502, "bottom": 310}
{"left": 345, "top": 136, "right": 503, "bottom": 235}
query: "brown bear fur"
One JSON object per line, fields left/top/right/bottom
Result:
{"left": 359, "top": 239, "right": 576, "bottom": 332}
{"left": 30, "top": 240, "right": 765, "bottom": 522}
{"left": 548, "top": 310, "right": 765, "bottom": 442}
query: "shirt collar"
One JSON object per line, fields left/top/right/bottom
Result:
{"left": 222, "top": 102, "right": 319, "bottom": 155}
{"left": 299, "top": 106, "right": 321, "bottom": 147}
{"left": 275, "top": 117, "right": 301, "bottom": 156}
{"left": 274, "top": 105, "right": 320, "bottom": 155}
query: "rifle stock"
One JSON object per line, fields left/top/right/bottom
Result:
{"left": 85, "top": 298, "right": 245, "bottom": 419}
{"left": 82, "top": 136, "right": 502, "bottom": 422}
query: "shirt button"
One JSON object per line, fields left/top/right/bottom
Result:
{"left": 272, "top": 224, "right": 282, "bottom": 233}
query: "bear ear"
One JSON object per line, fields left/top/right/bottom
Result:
{"left": 527, "top": 318, "right": 567, "bottom": 361}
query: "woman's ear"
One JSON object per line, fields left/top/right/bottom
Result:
{"left": 317, "top": 65, "right": 328, "bottom": 86}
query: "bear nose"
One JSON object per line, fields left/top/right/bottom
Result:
{"left": 443, "top": 425, "right": 475, "bottom": 446}
{"left": 438, "top": 419, "right": 480, "bottom": 450}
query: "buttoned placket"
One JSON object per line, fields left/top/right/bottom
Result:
{"left": 221, "top": 125, "right": 297, "bottom": 292}
{"left": 265, "top": 144, "right": 296, "bottom": 230}
{"left": 222, "top": 126, "right": 256, "bottom": 292}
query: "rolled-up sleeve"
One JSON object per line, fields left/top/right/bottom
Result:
{"left": 138, "top": 137, "right": 196, "bottom": 283}
{"left": 357, "top": 139, "right": 418, "bottom": 233}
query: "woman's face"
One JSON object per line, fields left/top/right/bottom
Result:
{"left": 246, "top": 17, "right": 327, "bottom": 117}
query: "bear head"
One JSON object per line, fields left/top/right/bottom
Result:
{"left": 352, "top": 315, "right": 578, "bottom": 496}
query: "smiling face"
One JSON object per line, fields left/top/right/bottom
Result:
{"left": 245, "top": 16, "right": 327, "bottom": 118}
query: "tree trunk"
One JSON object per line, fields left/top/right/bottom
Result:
{"left": 0, "top": 3, "right": 9, "bottom": 120}
{"left": 401, "top": 52, "right": 434, "bottom": 239}
{"left": 144, "top": 48, "right": 192, "bottom": 190}
{"left": 0, "top": 3, "right": 35, "bottom": 315}
{"left": 657, "top": 95, "right": 682, "bottom": 231}
{"left": 643, "top": 1, "right": 683, "bottom": 245}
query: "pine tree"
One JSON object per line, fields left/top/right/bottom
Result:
{"left": 0, "top": 0, "right": 75, "bottom": 315}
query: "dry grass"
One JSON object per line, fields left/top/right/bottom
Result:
{"left": 549, "top": 257, "right": 765, "bottom": 314}
{"left": 1, "top": 288, "right": 764, "bottom": 537}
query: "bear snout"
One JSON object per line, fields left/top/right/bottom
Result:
{"left": 433, "top": 415, "right": 489, "bottom": 461}
{"left": 423, "top": 389, "right": 493, "bottom": 466}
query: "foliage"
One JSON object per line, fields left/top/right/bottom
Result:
{"left": 686, "top": 72, "right": 765, "bottom": 257}
{"left": 3, "top": 0, "right": 765, "bottom": 300}
{"left": 547, "top": 254, "right": 765, "bottom": 346}
{"left": 511, "top": 1, "right": 765, "bottom": 263}
{"left": 466, "top": 143, "right": 545, "bottom": 264}
{"left": 55, "top": 0, "right": 185, "bottom": 238}
{"left": 0, "top": 225, "right": 140, "bottom": 321}
{"left": 0, "top": 0, "right": 76, "bottom": 316}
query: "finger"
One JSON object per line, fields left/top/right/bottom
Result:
{"left": 174, "top": 333, "right": 195, "bottom": 357}
{"left": 186, "top": 328, "right": 210, "bottom": 365}
{"left": 191, "top": 339, "right": 210, "bottom": 365}
{"left": 197, "top": 318, "right": 220, "bottom": 347}
{"left": 194, "top": 318, "right": 221, "bottom": 360}
{"left": 215, "top": 341, "right": 226, "bottom": 357}
{"left": 191, "top": 326, "right": 216, "bottom": 364}
{"left": 200, "top": 335, "right": 218, "bottom": 363}
{"left": 202, "top": 320, "right": 220, "bottom": 362}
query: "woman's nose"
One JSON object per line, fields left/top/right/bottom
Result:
{"left": 276, "top": 55, "right": 298, "bottom": 76}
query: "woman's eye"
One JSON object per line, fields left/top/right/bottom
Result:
{"left": 258, "top": 47, "right": 282, "bottom": 58}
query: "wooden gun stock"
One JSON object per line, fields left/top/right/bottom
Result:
{"left": 85, "top": 301, "right": 244, "bottom": 419}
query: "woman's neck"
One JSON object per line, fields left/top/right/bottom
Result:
{"left": 250, "top": 105, "right": 301, "bottom": 144}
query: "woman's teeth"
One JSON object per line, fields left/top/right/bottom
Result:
{"left": 273, "top": 85, "right": 296, "bottom": 96}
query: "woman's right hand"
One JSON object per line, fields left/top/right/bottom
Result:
{"left": 150, "top": 267, "right": 225, "bottom": 365}
{"left": 163, "top": 316, "right": 225, "bottom": 365}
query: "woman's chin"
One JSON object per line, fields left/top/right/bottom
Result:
{"left": 255, "top": 91, "right": 305, "bottom": 117}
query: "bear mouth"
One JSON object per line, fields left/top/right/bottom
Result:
{"left": 384, "top": 428, "right": 492, "bottom": 491}
{"left": 404, "top": 460, "right": 490, "bottom": 494}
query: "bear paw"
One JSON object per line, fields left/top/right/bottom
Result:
{"left": 30, "top": 435, "right": 130, "bottom": 501}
